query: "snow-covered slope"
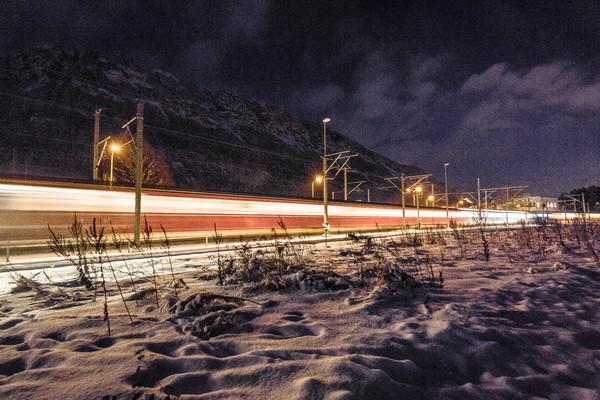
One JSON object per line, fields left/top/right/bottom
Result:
{"left": 0, "top": 44, "right": 424, "bottom": 200}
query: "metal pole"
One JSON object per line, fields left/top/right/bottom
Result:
{"left": 367, "top": 188, "right": 370, "bottom": 203}
{"left": 444, "top": 163, "right": 449, "bottom": 227}
{"left": 505, "top": 186, "right": 509, "bottom": 224}
{"left": 477, "top": 178, "right": 481, "bottom": 210}
{"left": 401, "top": 173, "right": 406, "bottom": 227}
{"left": 582, "top": 193, "right": 586, "bottom": 224}
{"left": 322, "top": 118, "right": 330, "bottom": 234}
{"left": 344, "top": 168, "right": 348, "bottom": 201}
{"left": 134, "top": 102, "right": 144, "bottom": 247}
{"left": 93, "top": 108, "right": 101, "bottom": 181}
{"left": 110, "top": 150, "right": 114, "bottom": 187}
{"left": 416, "top": 192, "right": 421, "bottom": 229}
{"left": 311, "top": 181, "right": 315, "bottom": 198}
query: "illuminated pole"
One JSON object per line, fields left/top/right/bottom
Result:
{"left": 311, "top": 176, "right": 322, "bottom": 198}
{"left": 416, "top": 186, "right": 422, "bottom": 229}
{"left": 427, "top": 195, "right": 434, "bottom": 207}
{"left": 93, "top": 108, "right": 101, "bottom": 181}
{"left": 344, "top": 167, "right": 348, "bottom": 201}
{"left": 322, "top": 118, "right": 330, "bottom": 234}
{"left": 430, "top": 183, "right": 435, "bottom": 205}
{"left": 477, "top": 178, "right": 481, "bottom": 209}
{"left": 505, "top": 186, "right": 510, "bottom": 225}
{"left": 109, "top": 144, "right": 119, "bottom": 187}
{"left": 401, "top": 173, "right": 406, "bottom": 227}
{"left": 444, "top": 163, "right": 449, "bottom": 227}
{"left": 134, "top": 102, "right": 144, "bottom": 247}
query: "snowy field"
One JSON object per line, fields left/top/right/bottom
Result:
{"left": 1, "top": 223, "right": 600, "bottom": 399}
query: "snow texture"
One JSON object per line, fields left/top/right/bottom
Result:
{"left": 1, "top": 226, "right": 600, "bottom": 399}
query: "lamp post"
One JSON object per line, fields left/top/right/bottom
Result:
{"left": 427, "top": 195, "right": 434, "bottom": 207}
{"left": 444, "top": 163, "right": 450, "bottom": 227}
{"left": 110, "top": 144, "right": 119, "bottom": 187}
{"left": 416, "top": 186, "right": 422, "bottom": 228}
{"left": 312, "top": 176, "right": 322, "bottom": 198}
{"left": 322, "top": 118, "right": 330, "bottom": 234}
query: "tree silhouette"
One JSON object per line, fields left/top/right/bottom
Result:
{"left": 103, "top": 134, "right": 174, "bottom": 187}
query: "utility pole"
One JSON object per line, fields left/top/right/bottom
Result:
{"left": 379, "top": 173, "right": 431, "bottom": 228}
{"left": 401, "top": 174, "right": 406, "bottom": 227}
{"left": 322, "top": 118, "right": 330, "bottom": 235}
{"left": 444, "top": 163, "right": 449, "bottom": 227}
{"left": 134, "top": 103, "right": 144, "bottom": 247}
{"left": 416, "top": 187, "right": 421, "bottom": 228}
{"left": 479, "top": 185, "right": 525, "bottom": 224}
{"left": 477, "top": 178, "right": 481, "bottom": 210}
{"left": 93, "top": 108, "right": 101, "bottom": 181}
{"left": 344, "top": 167, "right": 348, "bottom": 201}
{"left": 505, "top": 186, "right": 510, "bottom": 224}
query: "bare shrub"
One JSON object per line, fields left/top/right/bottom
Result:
{"left": 140, "top": 216, "right": 160, "bottom": 308}
{"left": 572, "top": 216, "right": 599, "bottom": 262}
{"left": 472, "top": 210, "right": 490, "bottom": 262}
{"left": 212, "top": 223, "right": 226, "bottom": 285}
{"left": 160, "top": 225, "right": 178, "bottom": 297}
{"left": 449, "top": 220, "right": 468, "bottom": 258}
{"left": 48, "top": 213, "right": 94, "bottom": 289}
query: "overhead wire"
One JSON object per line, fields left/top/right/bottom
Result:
{"left": 0, "top": 86, "right": 409, "bottom": 184}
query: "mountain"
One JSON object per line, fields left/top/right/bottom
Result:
{"left": 0, "top": 44, "right": 426, "bottom": 202}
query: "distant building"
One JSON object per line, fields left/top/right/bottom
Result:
{"left": 520, "top": 196, "right": 559, "bottom": 211}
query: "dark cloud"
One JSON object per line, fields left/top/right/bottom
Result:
{"left": 1, "top": 0, "right": 600, "bottom": 195}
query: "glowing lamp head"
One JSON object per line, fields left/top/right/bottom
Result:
{"left": 315, "top": 176, "right": 323, "bottom": 183}
{"left": 416, "top": 186, "right": 422, "bottom": 192}
{"left": 323, "top": 117, "right": 331, "bottom": 123}
{"left": 111, "top": 144, "right": 120, "bottom": 152}
{"left": 428, "top": 195, "right": 434, "bottom": 200}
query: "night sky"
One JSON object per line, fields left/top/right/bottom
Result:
{"left": 2, "top": 0, "right": 600, "bottom": 196}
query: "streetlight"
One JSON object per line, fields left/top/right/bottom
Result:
{"left": 110, "top": 144, "right": 119, "bottom": 187}
{"left": 427, "top": 195, "right": 434, "bottom": 207}
{"left": 322, "top": 118, "right": 330, "bottom": 234}
{"left": 415, "top": 186, "right": 422, "bottom": 228}
{"left": 312, "top": 176, "right": 322, "bottom": 198}
{"left": 444, "top": 163, "right": 450, "bottom": 227}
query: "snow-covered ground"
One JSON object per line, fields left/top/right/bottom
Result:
{"left": 1, "top": 225, "right": 599, "bottom": 399}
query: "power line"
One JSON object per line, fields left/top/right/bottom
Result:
{"left": 0, "top": 90, "right": 413, "bottom": 184}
